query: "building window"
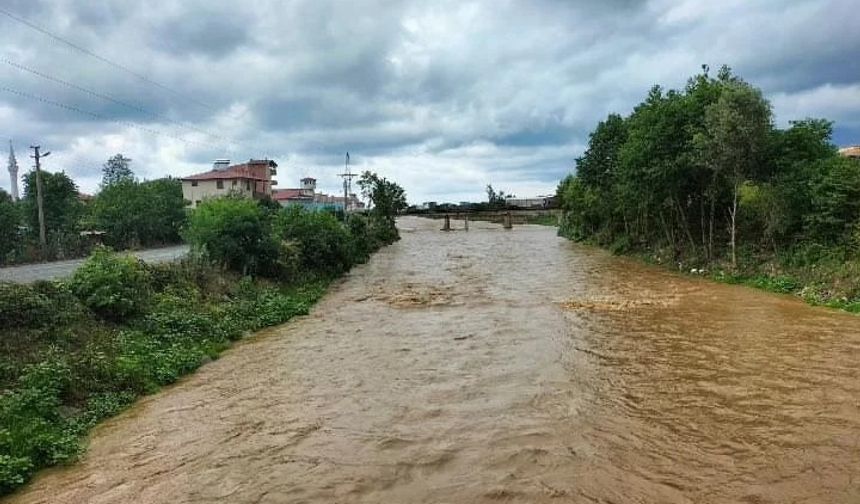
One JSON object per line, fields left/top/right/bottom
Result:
{"left": 191, "top": 181, "right": 198, "bottom": 187}
{"left": 216, "top": 180, "right": 224, "bottom": 189}
{"left": 246, "top": 181, "right": 251, "bottom": 190}
{"left": 232, "top": 179, "right": 237, "bottom": 186}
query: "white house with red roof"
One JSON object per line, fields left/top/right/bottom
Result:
{"left": 181, "top": 159, "right": 277, "bottom": 208}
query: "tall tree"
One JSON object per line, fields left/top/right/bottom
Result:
{"left": 358, "top": 171, "right": 407, "bottom": 220}
{"left": 101, "top": 154, "right": 134, "bottom": 187}
{"left": 0, "top": 189, "right": 19, "bottom": 262}
{"left": 21, "top": 170, "right": 82, "bottom": 239}
{"left": 696, "top": 81, "right": 772, "bottom": 268}
{"left": 89, "top": 177, "right": 186, "bottom": 249}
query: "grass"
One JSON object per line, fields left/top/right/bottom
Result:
{"left": 522, "top": 214, "right": 559, "bottom": 226}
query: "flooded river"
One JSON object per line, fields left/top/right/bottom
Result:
{"left": 7, "top": 216, "right": 860, "bottom": 503}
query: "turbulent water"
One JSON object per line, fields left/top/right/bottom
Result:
{"left": 8, "top": 216, "right": 860, "bottom": 503}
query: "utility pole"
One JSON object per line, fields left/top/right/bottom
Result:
{"left": 338, "top": 152, "right": 357, "bottom": 221}
{"left": 30, "top": 145, "right": 50, "bottom": 256}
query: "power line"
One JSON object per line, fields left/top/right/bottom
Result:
{"left": 0, "top": 6, "right": 219, "bottom": 115}
{"left": 0, "top": 84, "right": 227, "bottom": 151}
{"left": 1, "top": 56, "right": 254, "bottom": 153}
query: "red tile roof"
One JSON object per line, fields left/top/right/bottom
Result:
{"left": 182, "top": 160, "right": 276, "bottom": 182}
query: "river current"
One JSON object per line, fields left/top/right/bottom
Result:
{"left": 7, "top": 216, "right": 860, "bottom": 503}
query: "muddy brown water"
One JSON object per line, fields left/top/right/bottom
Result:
{"left": 7, "top": 216, "right": 860, "bottom": 503}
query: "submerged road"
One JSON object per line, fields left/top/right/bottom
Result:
{"left": 6, "top": 217, "right": 860, "bottom": 503}
{"left": 0, "top": 245, "right": 189, "bottom": 283}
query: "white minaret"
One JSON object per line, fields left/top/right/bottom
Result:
{"left": 7, "top": 140, "right": 19, "bottom": 201}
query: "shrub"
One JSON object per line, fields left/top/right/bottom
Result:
{"left": 0, "top": 283, "right": 54, "bottom": 328}
{"left": 69, "top": 247, "right": 151, "bottom": 320}
{"left": 273, "top": 206, "right": 355, "bottom": 274}
{"left": 185, "top": 196, "right": 278, "bottom": 276}
{"left": 0, "top": 356, "right": 79, "bottom": 492}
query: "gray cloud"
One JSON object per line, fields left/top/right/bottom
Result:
{"left": 1, "top": 0, "right": 858, "bottom": 203}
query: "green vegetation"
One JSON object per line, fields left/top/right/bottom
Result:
{"left": 524, "top": 214, "right": 559, "bottom": 227}
{"left": 20, "top": 170, "right": 86, "bottom": 260}
{"left": 557, "top": 65, "right": 860, "bottom": 309}
{"left": 87, "top": 177, "right": 186, "bottom": 250}
{"left": 2, "top": 153, "right": 187, "bottom": 265}
{"left": 0, "top": 190, "right": 19, "bottom": 262}
{"left": 0, "top": 171, "right": 405, "bottom": 494}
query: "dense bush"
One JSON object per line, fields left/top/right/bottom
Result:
{"left": 0, "top": 281, "right": 84, "bottom": 330}
{"left": 274, "top": 206, "right": 355, "bottom": 274}
{"left": 0, "top": 283, "right": 55, "bottom": 328}
{"left": 185, "top": 196, "right": 278, "bottom": 276}
{"left": 69, "top": 247, "right": 151, "bottom": 320}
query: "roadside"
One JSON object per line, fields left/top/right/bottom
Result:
{"left": 0, "top": 245, "right": 188, "bottom": 283}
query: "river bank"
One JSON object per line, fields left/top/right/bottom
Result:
{"left": 1, "top": 171, "right": 408, "bottom": 495}
{"left": 0, "top": 256, "right": 332, "bottom": 495}
{"left": 593, "top": 241, "right": 860, "bottom": 314}
{"left": 6, "top": 216, "right": 859, "bottom": 503}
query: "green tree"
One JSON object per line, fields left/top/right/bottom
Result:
{"left": 101, "top": 154, "right": 134, "bottom": 187}
{"left": 696, "top": 81, "right": 772, "bottom": 268}
{"left": 21, "top": 170, "right": 82, "bottom": 241}
{"left": 0, "top": 189, "right": 20, "bottom": 263}
{"left": 804, "top": 156, "right": 860, "bottom": 244}
{"left": 357, "top": 171, "right": 407, "bottom": 221}
{"left": 89, "top": 177, "right": 186, "bottom": 249}
{"left": 577, "top": 113, "right": 627, "bottom": 190}
{"left": 88, "top": 179, "right": 144, "bottom": 248}
{"left": 185, "top": 196, "right": 277, "bottom": 275}
{"left": 141, "top": 177, "right": 186, "bottom": 244}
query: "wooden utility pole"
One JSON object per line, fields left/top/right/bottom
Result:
{"left": 30, "top": 145, "right": 50, "bottom": 256}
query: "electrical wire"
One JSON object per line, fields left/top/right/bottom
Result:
{"left": 0, "top": 6, "right": 219, "bottom": 115}
{"left": 0, "top": 84, "right": 227, "bottom": 151}
{"left": 1, "top": 56, "right": 255, "bottom": 153}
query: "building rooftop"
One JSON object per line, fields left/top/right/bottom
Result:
{"left": 272, "top": 188, "right": 312, "bottom": 201}
{"left": 182, "top": 159, "right": 277, "bottom": 182}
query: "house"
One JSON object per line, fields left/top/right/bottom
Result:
{"left": 181, "top": 159, "right": 277, "bottom": 208}
{"left": 273, "top": 177, "right": 364, "bottom": 211}
{"left": 839, "top": 146, "right": 860, "bottom": 159}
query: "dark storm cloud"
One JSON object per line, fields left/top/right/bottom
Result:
{"left": 0, "top": 0, "right": 858, "bottom": 203}
{"left": 150, "top": 10, "right": 253, "bottom": 57}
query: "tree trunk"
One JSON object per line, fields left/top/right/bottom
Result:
{"left": 730, "top": 181, "right": 739, "bottom": 270}
{"left": 700, "top": 197, "right": 707, "bottom": 259}
{"left": 708, "top": 194, "right": 715, "bottom": 263}
{"left": 676, "top": 198, "right": 697, "bottom": 255}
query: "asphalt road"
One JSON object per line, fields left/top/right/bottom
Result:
{"left": 0, "top": 245, "right": 189, "bottom": 283}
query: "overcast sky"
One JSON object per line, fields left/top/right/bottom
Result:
{"left": 1, "top": 0, "right": 858, "bottom": 203}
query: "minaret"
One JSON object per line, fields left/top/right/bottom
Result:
{"left": 7, "top": 140, "right": 19, "bottom": 201}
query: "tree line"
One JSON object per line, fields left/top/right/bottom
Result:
{"left": 0, "top": 153, "right": 408, "bottom": 267}
{"left": 558, "top": 66, "right": 860, "bottom": 279}
{"left": 0, "top": 154, "right": 185, "bottom": 264}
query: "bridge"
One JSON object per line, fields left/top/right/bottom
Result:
{"left": 411, "top": 209, "right": 561, "bottom": 230}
